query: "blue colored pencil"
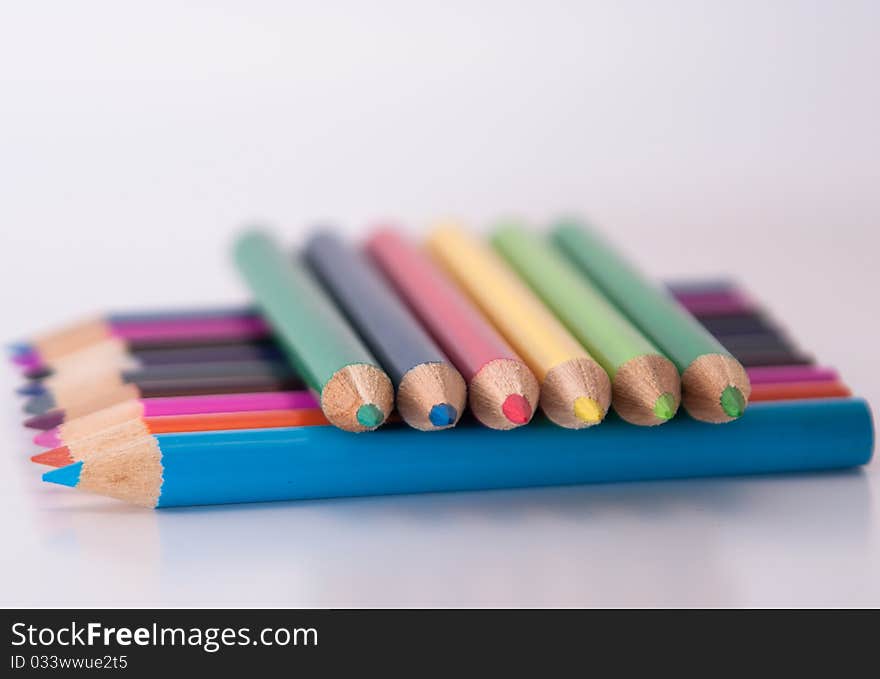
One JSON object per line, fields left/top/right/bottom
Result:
{"left": 42, "top": 398, "right": 873, "bottom": 508}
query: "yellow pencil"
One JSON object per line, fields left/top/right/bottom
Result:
{"left": 427, "top": 223, "right": 611, "bottom": 428}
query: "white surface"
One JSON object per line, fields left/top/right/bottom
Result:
{"left": 0, "top": 1, "right": 878, "bottom": 607}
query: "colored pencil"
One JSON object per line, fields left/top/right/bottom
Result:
{"left": 105, "top": 305, "right": 256, "bottom": 323}
{"left": 427, "top": 223, "right": 611, "bottom": 428}
{"left": 492, "top": 224, "right": 681, "bottom": 426}
{"left": 30, "top": 358, "right": 294, "bottom": 408}
{"left": 22, "top": 339, "right": 284, "bottom": 381}
{"left": 692, "top": 314, "right": 778, "bottom": 337}
{"left": 40, "top": 398, "right": 874, "bottom": 508}
{"left": 745, "top": 365, "right": 839, "bottom": 385}
{"left": 552, "top": 220, "right": 751, "bottom": 423}
{"left": 23, "top": 359, "right": 301, "bottom": 414}
{"left": 21, "top": 314, "right": 270, "bottom": 365}
{"left": 366, "top": 228, "right": 539, "bottom": 430}
{"left": 669, "top": 291, "right": 756, "bottom": 316}
{"left": 709, "top": 333, "right": 797, "bottom": 353}
{"left": 28, "top": 390, "right": 318, "bottom": 438}
{"left": 31, "top": 408, "right": 329, "bottom": 466}
{"left": 665, "top": 279, "right": 738, "bottom": 295}
{"left": 233, "top": 230, "right": 393, "bottom": 432}
{"left": 23, "top": 369, "right": 304, "bottom": 422}
{"left": 305, "top": 232, "right": 466, "bottom": 431}
{"left": 748, "top": 381, "right": 851, "bottom": 402}
{"left": 730, "top": 349, "right": 813, "bottom": 367}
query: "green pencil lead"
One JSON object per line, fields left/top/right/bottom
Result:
{"left": 356, "top": 403, "right": 384, "bottom": 428}
{"left": 720, "top": 385, "right": 746, "bottom": 419}
{"left": 653, "top": 392, "right": 677, "bottom": 421}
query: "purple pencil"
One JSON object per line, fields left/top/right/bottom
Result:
{"left": 746, "top": 365, "right": 839, "bottom": 385}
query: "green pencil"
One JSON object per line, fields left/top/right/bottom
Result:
{"left": 233, "top": 230, "right": 393, "bottom": 432}
{"left": 492, "top": 223, "right": 680, "bottom": 426}
{"left": 552, "top": 219, "right": 750, "bottom": 424}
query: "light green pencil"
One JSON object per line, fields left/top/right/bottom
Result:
{"left": 233, "top": 229, "right": 393, "bottom": 432}
{"left": 492, "top": 223, "right": 680, "bottom": 426}
{"left": 552, "top": 219, "right": 750, "bottom": 424}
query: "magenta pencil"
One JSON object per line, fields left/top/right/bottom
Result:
{"left": 745, "top": 365, "right": 839, "bottom": 385}
{"left": 111, "top": 316, "right": 269, "bottom": 342}
{"left": 32, "top": 390, "right": 320, "bottom": 446}
{"left": 25, "top": 389, "right": 317, "bottom": 432}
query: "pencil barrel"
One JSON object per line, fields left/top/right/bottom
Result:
{"left": 145, "top": 398, "right": 873, "bottom": 507}
{"left": 552, "top": 221, "right": 731, "bottom": 371}
{"left": 233, "top": 230, "right": 379, "bottom": 393}
{"left": 491, "top": 224, "right": 660, "bottom": 376}
{"left": 304, "top": 232, "right": 449, "bottom": 386}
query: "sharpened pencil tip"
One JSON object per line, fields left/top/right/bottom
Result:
{"left": 720, "top": 385, "right": 746, "bottom": 418}
{"left": 17, "top": 382, "right": 46, "bottom": 397}
{"left": 33, "top": 429, "right": 62, "bottom": 448}
{"left": 24, "top": 410, "right": 65, "bottom": 431}
{"left": 32, "top": 446, "right": 75, "bottom": 467}
{"left": 653, "top": 392, "right": 677, "bottom": 421}
{"left": 42, "top": 460, "right": 83, "bottom": 486}
{"left": 428, "top": 403, "right": 458, "bottom": 428}
{"left": 356, "top": 403, "right": 385, "bottom": 428}
{"left": 573, "top": 396, "right": 603, "bottom": 424}
{"left": 24, "top": 366, "right": 51, "bottom": 380}
{"left": 24, "top": 393, "right": 55, "bottom": 415}
{"left": 502, "top": 394, "right": 532, "bottom": 425}
{"left": 11, "top": 352, "right": 39, "bottom": 368}
{"left": 7, "top": 341, "right": 32, "bottom": 356}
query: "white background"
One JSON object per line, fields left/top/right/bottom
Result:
{"left": 1, "top": 1, "right": 878, "bottom": 606}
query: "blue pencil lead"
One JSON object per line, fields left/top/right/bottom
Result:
{"left": 43, "top": 461, "right": 84, "bottom": 488}
{"left": 17, "top": 382, "right": 46, "bottom": 397}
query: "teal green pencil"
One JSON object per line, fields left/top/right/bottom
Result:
{"left": 552, "top": 219, "right": 750, "bottom": 423}
{"left": 233, "top": 230, "right": 393, "bottom": 432}
{"left": 492, "top": 223, "right": 680, "bottom": 425}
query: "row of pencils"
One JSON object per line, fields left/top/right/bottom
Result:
{"left": 10, "top": 219, "right": 869, "bottom": 508}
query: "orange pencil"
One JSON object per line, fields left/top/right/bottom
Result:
{"left": 748, "top": 381, "right": 851, "bottom": 402}
{"left": 31, "top": 408, "right": 328, "bottom": 467}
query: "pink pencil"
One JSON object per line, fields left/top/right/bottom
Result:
{"left": 745, "top": 365, "right": 839, "bottom": 385}
{"left": 32, "top": 390, "right": 319, "bottom": 446}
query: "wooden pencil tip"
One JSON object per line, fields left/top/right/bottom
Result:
{"left": 501, "top": 393, "right": 532, "bottom": 425}
{"left": 469, "top": 359, "right": 539, "bottom": 430}
{"left": 11, "top": 352, "right": 40, "bottom": 368}
{"left": 24, "top": 410, "right": 65, "bottom": 430}
{"left": 33, "top": 428, "right": 62, "bottom": 448}
{"left": 24, "top": 366, "right": 51, "bottom": 380}
{"left": 322, "top": 364, "right": 394, "bottom": 432}
{"left": 681, "top": 353, "right": 751, "bottom": 423}
{"left": 24, "top": 393, "right": 55, "bottom": 415}
{"left": 720, "top": 386, "right": 746, "bottom": 418}
{"left": 653, "top": 392, "right": 677, "bottom": 421}
{"left": 17, "top": 381, "right": 46, "bottom": 397}
{"left": 540, "top": 357, "right": 611, "bottom": 429}
{"left": 8, "top": 341, "right": 32, "bottom": 356}
{"left": 396, "top": 362, "right": 466, "bottom": 431}
{"left": 42, "top": 460, "right": 83, "bottom": 486}
{"left": 32, "top": 446, "right": 75, "bottom": 467}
